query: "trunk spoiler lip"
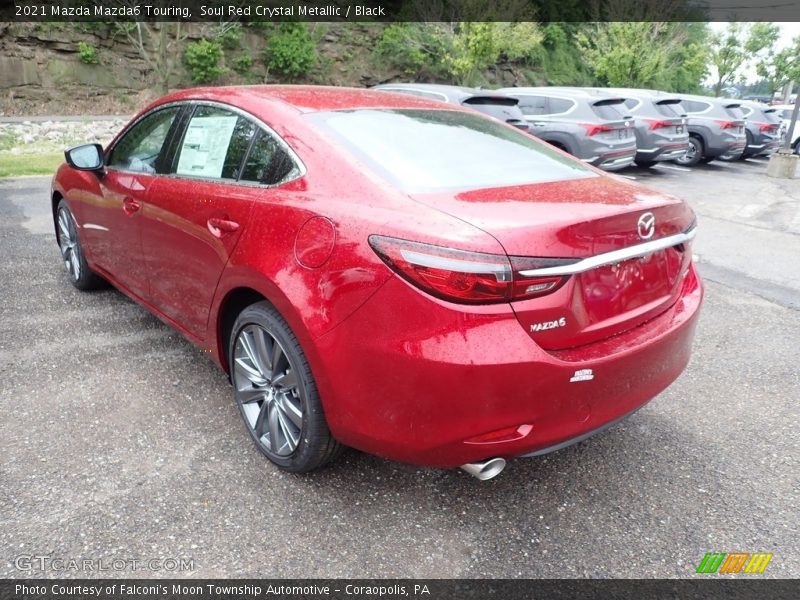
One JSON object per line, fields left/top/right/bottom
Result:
{"left": 518, "top": 224, "right": 697, "bottom": 277}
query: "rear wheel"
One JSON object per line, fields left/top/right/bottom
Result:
{"left": 229, "top": 301, "right": 342, "bottom": 472}
{"left": 675, "top": 136, "right": 703, "bottom": 166}
{"left": 56, "top": 200, "right": 103, "bottom": 290}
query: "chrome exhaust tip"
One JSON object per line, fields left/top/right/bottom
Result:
{"left": 460, "top": 457, "right": 507, "bottom": 481}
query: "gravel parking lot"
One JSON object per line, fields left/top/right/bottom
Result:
{"left": 0, "top": 157, "right": 798, "bottom": 578}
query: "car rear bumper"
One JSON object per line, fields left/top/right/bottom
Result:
{"left": 707, "top": 138, "right": 746, "bottom": 159}
{"left": 585, "top": 148, "right": 637, "bottom": 171}
{"left": 313, "top": 264, "right": 703, "bottom": 468}
{"left": 636, "top": 142, "right": 690, "bottom": 163}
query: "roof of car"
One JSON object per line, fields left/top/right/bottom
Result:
{"left": 160, "top": 85, "right": 458, "bottom": 113}
{"left": 670, "top": 92, "right": 742, "bottom": 107}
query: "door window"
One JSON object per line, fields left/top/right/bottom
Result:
{"left": 175, "top": 106, "right": 257, "bottom": 180}
{"left": 108, "top": 107, "right": 181, "bottom": 174}
{"left": 239, "top": 130, "right": 300, "bottom": 185}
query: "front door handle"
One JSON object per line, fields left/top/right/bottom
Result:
{"left": 122, "top": 197, "right": 140, "bottom": 216}
{"left": 207, "top": 217, "right": 240, "bottom": 238}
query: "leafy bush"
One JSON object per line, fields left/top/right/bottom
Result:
{"left": 77, "top": 42, "right": 99, "bottom": 65}
{"left": 232, "top": 54, "right": 253, "bottom": 76}
{"left": 374, "top": 24, "right": 448, "bottom": 78}
{"left": 265, "top": 22, "right": 317, "bottom": 79}
{"left": 184, "top": 39, "right": 227, "bottom": 84}
{"left": 219, "top": 26, "right": 242, "bottom": 50}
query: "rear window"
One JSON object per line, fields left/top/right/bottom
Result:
{"left": 656, "top": 100, "right": 686, "bottom": 118}
{"left": 307, "top": 109, "right": 595, "bottom": 193}
{"left": 590, "top": 99, "right": 629, "bottom": 120}
{"left": 759, "top": 109, "right": 783, "bottom": 124}
{"left": 462, "top": 97, "right": 517, "bottom": 107}
{"left": 682, "top": 100, "right": 711, "bottom": 113}
{"left": 725, "top": 105, "right": 745, "bottom": 119}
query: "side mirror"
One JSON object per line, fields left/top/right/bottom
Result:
{"left": 65, "top": 143, "right": 105, "bottom": 172}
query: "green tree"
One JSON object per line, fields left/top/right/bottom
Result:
{"left": 445, "top": 22, "right": 543, "bottom": 84}
{"left": 265, "top": 22, "right": 317, "bottom": 80}
{"left": 576, "top": 22, "right": 687, "bottom": 88}
{"left": 751, "top": 25, "right": 795, "bottom": 96}
{"left": 374, "top": 22, "right": 542, "bottom": 85}
{"left": 184, "top": 39, "right": 227, "bottom": 84}
{"left": 708, "top": 23, "right": 776, "bottom": 97}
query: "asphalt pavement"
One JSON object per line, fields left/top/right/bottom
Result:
{"left": 0, "top": 157, "right": 798, "bottom": 578}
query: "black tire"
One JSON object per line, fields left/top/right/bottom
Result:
{"left": 635, "top": 160, "right": 657, "bottom": 168}
{"left": 675, "top": 136, "right": 703, "bottom": 167}
{"left": 56, "top": 199, "right": 104, "bottom": 290}
{"left": 229, "top": 301, "right": 342, "bottom": 473}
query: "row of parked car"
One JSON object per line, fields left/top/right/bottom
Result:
{"left": 373, "top": 83, "right": 791, "bottom": 171}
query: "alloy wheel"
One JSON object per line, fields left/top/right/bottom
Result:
{"left": 232, "top": 324, "right": 304, "bottom": 457}
{"left": 58, "top": 207, "right": 82, "bottom": 281}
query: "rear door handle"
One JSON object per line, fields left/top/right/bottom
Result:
{"left": 122, "top": 197, "right": 140, "bottom": 216}
{"left": 207, "top": 217, "right": 240, "bottom": 237}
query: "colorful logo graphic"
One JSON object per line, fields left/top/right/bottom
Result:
{"left": 696, "top": 552, "right": 773, "bottom": 574}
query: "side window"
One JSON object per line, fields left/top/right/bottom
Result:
{"left": 548, "top": 98, "right": 575, "bottom": 114}
{"left": 175, "top": 105, "right": 257, "bottom": 180}
{"left": 240, "top": 130, "right": 299, "bottom": 185}
{"left": 516, "top": 95, "right": 548, "bottom": 116}
{"left": 108, "top": 107, "right": 180, "bottom": 174}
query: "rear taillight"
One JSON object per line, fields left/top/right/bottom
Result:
{"left": 580, "top": 123, "right": 614, "bottom": 136}
{"left": 758, "top": 123, "right": 778, "bottom": 132}
{"left": 647, "top": 119, "right": 674, "bottom": 130}
{"left": 716, "top": 121, "right": 740, "bottom": 129}
{"left": 368, "top": 235, "right": 576, "bottom": 304}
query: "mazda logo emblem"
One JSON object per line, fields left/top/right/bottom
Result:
{"left": 637, "top": 212, "right": 656, "bottom": 240}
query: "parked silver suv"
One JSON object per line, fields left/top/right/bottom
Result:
{"left": 578, "top": 88, "right": 689, "bottom": 167}
{"left": 372, "top": 83, "right": 531, "bottom": 132}
{"left": 672, "top": 94, "right": 747, "bottom": 166}
{"left": 495, "top": 87, "right": 636, "bottom": 170}
{"left": 736, "top": 100, "right": 783, "bottom": 159}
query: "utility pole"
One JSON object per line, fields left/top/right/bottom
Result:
{"left": 768, "top": 90, "right": 800, "bottom": 178}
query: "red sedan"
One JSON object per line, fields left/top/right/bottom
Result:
{"left": 52, "top": 86, "right": 703, "bottom": 480}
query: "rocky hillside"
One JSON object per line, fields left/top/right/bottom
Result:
{"left": 0, "top": 22, "right": 532, "bottom": 116}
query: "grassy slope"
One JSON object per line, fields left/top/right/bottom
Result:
{"left": 0, "top": 153, "right": 63, "bottom": 178}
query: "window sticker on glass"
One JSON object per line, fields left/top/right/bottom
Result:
{"left": 176, "top": 116, "right": 239, "bottom": 178}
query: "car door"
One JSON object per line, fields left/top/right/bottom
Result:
{"left": 141, "top": 104, "right": 300, "bottom": 341}
{"left": 85, "top": 106, "right": 183, "bottom": 300}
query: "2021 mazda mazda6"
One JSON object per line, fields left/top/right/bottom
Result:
{"left": 52, "top": 86, "right": 703, "bottom": 479}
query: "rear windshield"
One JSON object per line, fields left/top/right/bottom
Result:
{"left": 590, "top": 99, "right": 629, "bottom": 120}
{"left": 759, "top": 109, "right": 783, "bottom": 124}
{"left": 656, "top": 100, "right": 686, "bottom": 118}
{"left": 725, "top": 105, "right": 746, "bottom": 119}
{"left": 462, "top": 96, "right": 517, "bottom": 107}
{"left": 307, "top": 109, "right": 595, "bottom": 193}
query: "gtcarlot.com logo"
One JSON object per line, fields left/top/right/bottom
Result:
{"left": 696, "top": 552, "right": 773, "bottom": 574}
{"left": 14, "top": 555, "right": 195, "bottom": 572}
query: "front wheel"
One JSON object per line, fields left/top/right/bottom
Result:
{"left": 56, "top": 200, "right": 103, "bottom": 290}
{"left": 675, "top": 137, "right": 703, "bottom": 167}
{"left": 229, "top": 302, "right": 342, "bottom": 473}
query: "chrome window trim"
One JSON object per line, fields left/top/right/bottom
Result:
{"left": 518, "top": 225, "right": 697, "bottom": 277}
{"left": 106, "top": 99, "right": 307, "bottom": 189}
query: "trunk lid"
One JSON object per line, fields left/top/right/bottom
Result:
{"left": 412, "top": 176, "right": 696, "bottom": 349}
